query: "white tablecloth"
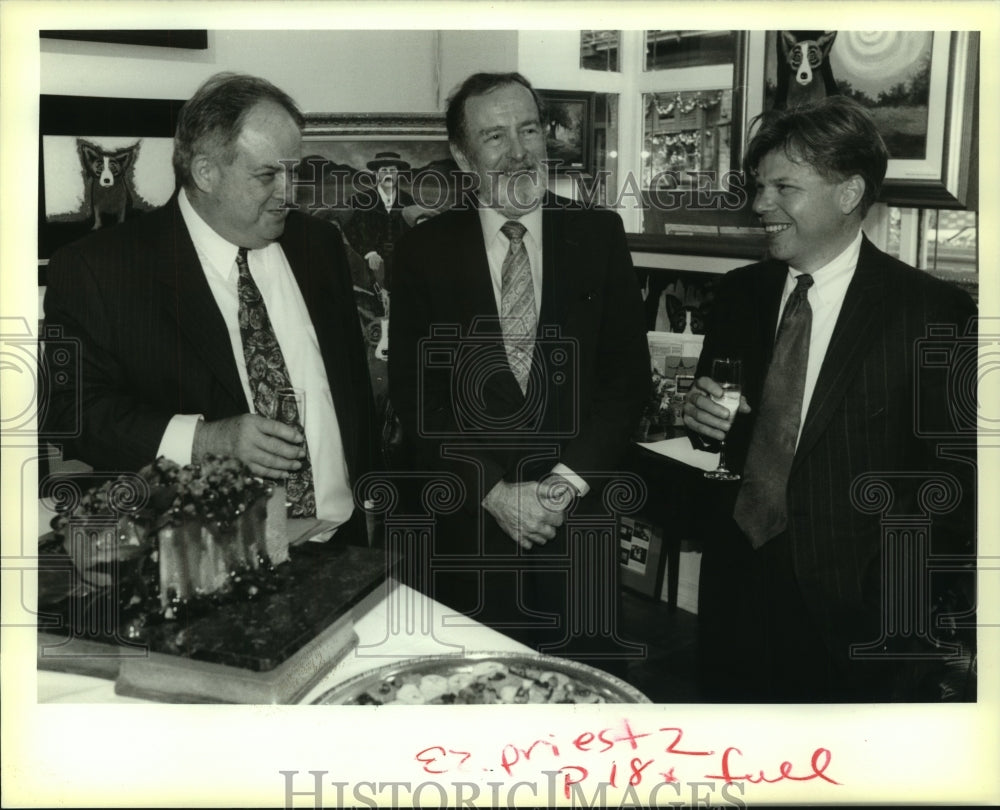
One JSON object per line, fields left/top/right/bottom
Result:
{"left": 637, "top": 436, "right": 719, "bottom": 472}
{"left": 36, "top": 580, "right": 532, "bottom": 704}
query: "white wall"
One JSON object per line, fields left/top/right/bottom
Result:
{"left": 438, "top": 31, "right": 519, "bottom": 106}
{"left": 41, "top": 30, "right": 443, "bottom": 112}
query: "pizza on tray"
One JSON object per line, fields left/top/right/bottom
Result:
{"left": 313, "top": 653, "right": 650, "bottom": 705}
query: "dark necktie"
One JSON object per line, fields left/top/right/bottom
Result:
{"left": 236, "top": 248, "right": 316, "bottom": 518}
{"left": 499, "top": 220, "right": 536, "bottom": 394}
{"left": 733, "top": 272, "right": 814, "bottom": 547}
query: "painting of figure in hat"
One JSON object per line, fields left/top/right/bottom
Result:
{"left": 292, "top": 133, "right": 460, "bottom": 466}
{"left": 341, "top": 151, "right": 416, "bottom": 293}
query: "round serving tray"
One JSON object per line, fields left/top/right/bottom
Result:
{"left": 312, "top": 651, "right": 651, "bottom": 705}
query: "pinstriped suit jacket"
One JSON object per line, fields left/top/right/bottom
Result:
{"left": 43, "top": 196, "right": 377, "bottom": 483}
{"left": 695, "top": 236, "right": 977, "bottom": 655}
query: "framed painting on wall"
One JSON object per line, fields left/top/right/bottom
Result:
{"left": 38, "top": 94, "right": 184, "bottom": 284}
{"left": 536, "top": 89, "right": 596, "bottom": 175}
{"left": 298, "top": 113, "right": 459, "bottom": 442}
{"left": 41, "top": 30, "right": 209, "bottom": 49}
{"left": 297, "top": 113, "right": 456, "bottom": 231}
{"left": 763, "top": 30, "right": 978, "bottom": 208}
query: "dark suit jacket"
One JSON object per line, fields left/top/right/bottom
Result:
{"left": 43, "top": 195, "right": 377, "bottom": 485}
{"left": 390, "top": 192, "right": 650, "bottom": 549}
{"left": 342, "top": 188, "right": 415, "bottom": 290}
{"left": 695, "top": 236, "right": 977, "bottom": 664}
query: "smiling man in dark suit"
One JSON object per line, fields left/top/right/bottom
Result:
{"left": 43, "top": 72, "right": 376, "bottom": 539}
{"left": 390, "top": 72, "right": 649, "bottom": 663}
{"left": 684, "top": 96, "right": 977, "bottom": 701}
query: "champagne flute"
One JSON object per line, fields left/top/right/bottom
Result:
{"left": 275, "top": 386, "right": 305, "bottom": 432}
{"left": 704, "top": 358, "right": 742, "bottom": 481}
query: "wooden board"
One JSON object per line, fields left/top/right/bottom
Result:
{"left": 37, "top": 541, "right": 392, "bottom": 703}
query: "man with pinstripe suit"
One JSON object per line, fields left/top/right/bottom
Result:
{"left": 683, "top": 96, "right": 977, "bottom": 702}
{"left": 43, "top": 73, "right": 377, "bottom": 540}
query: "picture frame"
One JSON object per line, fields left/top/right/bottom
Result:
{"left": 618, "top": 515, "right": 666, "bottom": 600}
{"left": 41, "top": 30, "right": 209, "bottom": 49}
{"left": 298, "top": 113, "right": 457, "bottom": 444}
{"left": 880, "top": 31, "right": 978, "bottom": 208}
{"left": 763, "top": 31, "right": 978, "bottom": 209}
{"left": 537, "top": 89, "right": 596, "bottom": 175}
{"left": 38, "top": 94, "right": 185, "bottom": 284}
{"left": 298, "top": 113, "right": 455, "bottom": 227}
{"left": 627, "top": 31, "right": 768, "bottom": 260}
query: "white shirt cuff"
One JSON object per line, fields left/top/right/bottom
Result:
{"left": 551, "top": 464, "right": 590, "bottom": 497}
{"left": 156, "top": 414, "right": 204, "bottom": 466}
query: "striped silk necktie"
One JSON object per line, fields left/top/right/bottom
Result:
{"left": 733, "top": 272, "right": 814, "bottom": 547}
{"left": 499, "top": 220, "right": 537, "bottom": 394}
{"left": 236, "top": 247, "right": 316, "bottom": 518}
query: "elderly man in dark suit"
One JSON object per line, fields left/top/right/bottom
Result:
{"left": 43, "top": 72, "right": 377, "bottom": 540}
{"left": 684, "top": 96, "right": 977, "bottom": 702}
{"left": 390, "top": 72, "right": 650, "bottom": 663}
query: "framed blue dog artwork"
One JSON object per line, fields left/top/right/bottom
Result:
{"left": 762, "top": 30, "right": 978, "bottom": 208}
{"left": 38, "top": 94, "right": 184, "bottom": 283}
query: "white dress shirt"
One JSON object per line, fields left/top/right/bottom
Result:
{"left": 362, "top": 187, "right": 397, "bottom": 262}
{"left": 781, "top": 228, "right": 862, "bottom": 446}
{"left": 475, "top": 206, "right": 588, "bottom": 496}
{"left": 157, "top": 189, "right": 354, "bottom": 526}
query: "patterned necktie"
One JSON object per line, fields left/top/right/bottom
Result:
{"left": 733, "top": 273, "right": 814, "bottom": 548}
{"left": 236, "top": 248, "right": 316, "bottom": 518}
{"left": 499, "top": 220, "right": 537, "bottom": 394}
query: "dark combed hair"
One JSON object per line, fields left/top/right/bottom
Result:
{"left": 173, "top": 72, "right": 304, "bottom": 189}
{"left": 743, "top": 95, "right": 889, "bottom": 217}
{"left": 445, "top": 72, "right": 547, "bottom": 150}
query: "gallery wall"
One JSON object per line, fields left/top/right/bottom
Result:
{"left": 40, "top": 29, "right": 520, "bottom": 113}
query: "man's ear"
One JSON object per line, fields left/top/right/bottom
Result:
{"left": 449, "top": 142, "right": 472, "bottom": 174}
{"left": 190, "top": 153, "right": 218, "bottom": 194}
{"left": 839, "top": 174, "right": 866, "bottom": 214}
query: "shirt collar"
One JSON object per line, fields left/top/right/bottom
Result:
{"left": 378, "top": 186, "right": 395, "bottom": 210}
{"left": 478, "top": 205, "right": 543, "bottom": 248}
{"left": 178, "top": 187, "right": 247, "bottom": 283}
{"left": 787, "top": 228, "right": 862, "bottom": 301}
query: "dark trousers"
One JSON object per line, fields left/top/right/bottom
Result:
{"left": 697, "top": 525, "right": 904, "bottom": 703}
{"left": 398, "top": 504, "right": 635, "bottom": 680}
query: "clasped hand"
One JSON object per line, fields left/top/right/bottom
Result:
{"left": 682, "top": 376, "right": 751, "bottom": 441}
{"left": 483, "top": 475, "right": 578, "bottom": 550}
{"left": 194, "top": 414, "right": 305, "bottom": 478}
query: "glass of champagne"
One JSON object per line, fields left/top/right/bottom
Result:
{"left": 275, "top": 386, "right": 305, "bottom": 432}
{"left": 704, "top": 358, "right": 742, "bottom": 481}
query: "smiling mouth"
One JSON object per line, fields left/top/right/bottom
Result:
{"left": 764, "top": 223, "right": 791, "bottom": 234}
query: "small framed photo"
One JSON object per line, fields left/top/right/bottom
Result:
{"left": 537, "top": 89, "right": 596, "bottom": 175}
{"left": 618, "top": 515, "right": 666, "bottom": 599}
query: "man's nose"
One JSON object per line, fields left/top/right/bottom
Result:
{"left": 509, "top": 130, "right": 530, "bottom": 160}
{"left": 752, "top": 188, "right": 773, "bottom": 215}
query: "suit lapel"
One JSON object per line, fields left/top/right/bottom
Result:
{"left": 151, "top": 199, "right": 247, "bottom": 409}
{"left": 793, "top": 237, "right": 888, "bottom": 468}
{"left": 280, "top": 213, "right": 360, "bottom": 463}
{"left": 453, "top": 205, "right": 502, "bottom": 324}
{"left": 451, "top": 206, "right": 527, "bottom": 406}
{"left": 538, "top": 197, "right": 583, "bottom": 328}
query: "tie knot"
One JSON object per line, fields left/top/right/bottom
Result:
{"left": 236, "top": 247, "right": 250, "bottom": 273}
{"left": 794, "top": 273, "right": 814, "bottom": 291}
{"left": 501, "top": 220, "right": 527, "bottom": 244}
